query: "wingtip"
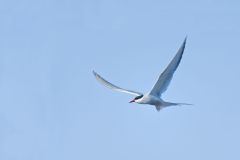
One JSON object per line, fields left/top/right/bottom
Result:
{"left": 180, "top": 36, "right": 187, "bottom": 49}
{"left": 184, "top": 36, "right": 187, "bottom": 44}
{"left": 92, "top": 70, "right": 97, "bottom": 76}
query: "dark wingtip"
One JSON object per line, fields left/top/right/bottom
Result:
{"left": 92, "top": 70, "right": 99, "bottom": 78}
{"left": 180, "top": 36, "right": 187, "bottom": 52}
{"left": 183, "top": 36, "right": 187, "bottom": 45}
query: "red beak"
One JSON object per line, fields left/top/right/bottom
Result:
{"left": 129, "top": 99, "right": 135, "bottom": 103}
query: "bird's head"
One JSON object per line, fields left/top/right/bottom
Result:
{"left": 129, "top": 95, "right": 144, "bottom": 103}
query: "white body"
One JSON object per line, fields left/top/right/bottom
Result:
{"left": 135, "top": 94, "right": 179, "bottom": 110}
{"left": 135, "top": 94, "right": 162, "bottom": 105}
{"left": 93, "top": 37, "right": 191, "bottom": 111}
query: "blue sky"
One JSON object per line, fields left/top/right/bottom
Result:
{"left": 0, "top": 0, "right": 240, "bottom": 159}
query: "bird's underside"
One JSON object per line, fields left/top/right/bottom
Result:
{"left": 134, "top": 94, "right": 191, "bottom": 111}
{"left": 93, "top": 37, "right": 191, "bottom": 111}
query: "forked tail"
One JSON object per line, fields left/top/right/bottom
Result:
{"left": 163, "top": 101, "right": 193, "bottom": 106}
{"left": 175, "top": 103, "right": 193, "bottom": 106}
{"left": 155, "top": 102, "right": 193, "bottom": 111}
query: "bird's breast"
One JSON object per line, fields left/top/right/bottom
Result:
{"left": 136, "top": 95, "right": 162, "bottom": 105}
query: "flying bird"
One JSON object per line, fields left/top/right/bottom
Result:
{"left": 93, "top": 38, "right": 191, "bottom": 111}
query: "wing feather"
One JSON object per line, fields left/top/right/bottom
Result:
{"left": 150, "top": 37, "right": 187, "bottom": 96}
{"left": 93, "top": 71, "right": 143, "bottom": 96}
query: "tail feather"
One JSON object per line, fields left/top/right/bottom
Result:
{"left": 163, "top": 102, "right": 193, "bottom": 107}
{"left": 175, "top": 103, "right": 193, "bottom": 106}
{"left": 155, "top": 102, "right": 193, "bottom": 111}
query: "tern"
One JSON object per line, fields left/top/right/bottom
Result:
{"left": 93, "top": 38, "right": 191, "bottom": 111}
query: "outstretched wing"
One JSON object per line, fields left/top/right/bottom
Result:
{"left": 150, "top": 37, "right": 187, "bottom": 97}
{"left": 93, "top": 71, "right": 143, "bottom": 96}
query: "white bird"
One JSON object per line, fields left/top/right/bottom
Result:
{"left": 93, "top": 38, "right": 191, "bottom": 111}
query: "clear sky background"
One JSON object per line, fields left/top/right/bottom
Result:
{"left": 0, "top": 0, "right": 240, "bottom": 159}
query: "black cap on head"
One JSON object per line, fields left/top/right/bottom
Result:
{"left": 134, "top": 95, "right": 143, "bottom": 100}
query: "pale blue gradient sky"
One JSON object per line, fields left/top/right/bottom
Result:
{"left": 0, "top": 0, "right": 240, "bottom": 159}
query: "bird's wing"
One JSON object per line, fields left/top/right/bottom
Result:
{"left": 149, "top": 37, "right": 187, "bottom": 97}
{"left": 93, "top": 71, "right": 143, "bottom": 96}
